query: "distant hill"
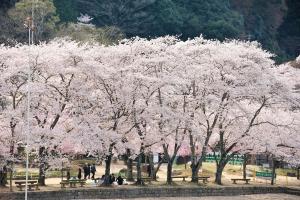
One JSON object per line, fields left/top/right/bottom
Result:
{"left": 0, "top": 0, "right": 299, "bottom": 62}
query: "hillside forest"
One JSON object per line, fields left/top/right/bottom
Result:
{"left": 0, "top": 0, "right": 299, "bottom": 63}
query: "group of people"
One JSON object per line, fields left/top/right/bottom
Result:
{"left": 98, "top": 173, "right": 125, "bottom": 185}
{"left": 76, "top": 163, "right": 125, "bottom": 186}
{"left": 77, "top": 163, "right": 97, "bottom": 180}
{"left": 108, "top": 173, "right": 124, "bottom": 185}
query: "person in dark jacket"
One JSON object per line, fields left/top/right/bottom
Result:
{"left": 109, "top": 173, "right": 116, "bottom": 184}
{"left": 91, "top": 164, "right": 96, "bottom": 179}
{"left": 87, "top": 163, "right": 91, "bottom": 179}
{"left": 66, "top": 169, "right": 71, "bottom": 180}
{"left": 83, "top": 164, "right": 88, "bottom": 179}
{"left": 77, "top": 168, "right": 82, "bottom": 180}
{"left": 116, "top": 175, "right": 124, "bottom": 185}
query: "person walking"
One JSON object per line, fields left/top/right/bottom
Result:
{"left": 91, "top": 164, "right": 96, "bottom": 179}
{"left": 77, "top": 168, "right": 82, "bottom": 180}
{"left": 87, "top": 163, "right": 91, "bottom": 179}
{"left": 66, "top": 169, "right": 71, "bottom": 180}
{"left": 83, "top": 164, "right": 88, "bottom": 179}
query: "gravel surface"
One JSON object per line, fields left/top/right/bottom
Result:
{"left": 94, "top": 194, "right": 299, "bottom": 200}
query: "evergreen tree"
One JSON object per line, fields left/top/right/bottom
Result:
{"left": 279, "top": 0, "right": 300, "bottom": 58}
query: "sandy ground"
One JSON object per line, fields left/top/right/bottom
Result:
{"left": 0, "top": 162, "right": 299, "bottom": 192}
{"left": 41, "top": 163, "right": 300, "bottom": 187}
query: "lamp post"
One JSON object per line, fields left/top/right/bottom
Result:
{"left": 24, "top": 3, "right": 35, "bottom": 199}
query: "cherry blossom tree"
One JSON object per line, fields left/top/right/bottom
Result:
{"left": 258, "top": 56, "right": 300, "bottom": 183}
{"left": 0, "top": 44, "right": 28, "bottom": 189}
{"left": 0, "top": 36, "right": 298, "bottom": 188}
{"left": 203, "top": 41, "right": 297, "bottom": 185}
{"left": 24, "top": 40, "right": 96, "bottom": 185}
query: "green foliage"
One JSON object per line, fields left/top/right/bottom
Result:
{"left": 279, "top": 0, "right": 300, "bottom": 37}
{"left": 53, "top": 0, "right": 78, "bottom": 22}
{"left": 8, "top": 0, "right": 59, "bottom": 42}
{"left": 70, "top": 0, "right": 243, "bottom": 40}
{"left": 203, "top": 20, "right": 240, "bottom": 40}
{"left": 1, "top": 0, "right": 298, "bottom": 62}
{"left": 0, "top": 0, "right": 18, "bottom": 11}
{"left": 146, "top": 0, "right": 183, "bottom": 37}
{"left": 74, "top": 0, "right": 157, "bottom": 36}
{"left": 230, "top": 0, "right": 289, "bottom": 62}
{"left": 175, "top": 0, "right": 244, "bottom": 39}
{"left": 56, "top": 23, "right": 124, "bottom": 45}
{"left": 278, "top": 0, "right": 300, "bottom": 58}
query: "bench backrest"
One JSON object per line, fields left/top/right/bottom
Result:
{"left": 62, "top": 179, "right": 86, "bottom": 183}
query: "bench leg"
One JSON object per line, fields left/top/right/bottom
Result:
{"left": 183, "top": 178, "right": 186, "bottom": 182}
{"left": 233, "top": 181, "right": 236, "bottom": 184}
{"left": 71, "top": 183, "right": 76, "bottom": 188}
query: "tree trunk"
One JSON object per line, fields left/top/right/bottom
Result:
{"left": 124, "top": 149, "right": 134, "bottom": 181}
{"left": 297, "top": 167, "right": 300, "bottom": 180}
{"left": 0, "top": 174, "right": 5, "bottom": 187}
{"left": 61, "top": 161, "right": 64, "bottom": 181}
{"left": 135, "top": 153, "right": 143, "bottom": 185}
{"left": 271, "top": 158, "right": 276, "bottom": 185}
{"left": 126, "top": 158, "right": 134, "bottom": 181}
{"left": 103, "top": 154, "right": 112, "bottom": 186}
{"left": 9, "top": 164, "right": 13, "bottom": 191}
{"left": 149, "top": 153, "right": 163, "bottom": 181}
{"left": 190, "top": 132, "right": 210, "bottom": 183}
{"left": 191, "top": 151, "right": 205, "bottom": 183}
{"left": 243, "top": 154, "right": 249, "bottom": 179}
{"left": 0, "top": 167, "right": 7, "bottom": 187}
{"left": 166, "top": 161, "right": 173, "bottom": 185}
{"left": 38, "top": 163, "right": 46, "bottom": 186}
{"left": 151, "top": 158, "right": 164, "bottom": 181}
{"left": 152, "top": 165, "right": 158, "bottom": 181}
{"left": 9, "top": 122, "right": 16, "bottom": 191}
{"left": 243, "top": 161, "right": 247, "bottom": 179}
{"left": 191, "top": 163, "right": 201, "bottom": 183}
{"left": 215, "top": 163, "right": 225, "bottom": 185}
{"left": 38, "top": 147, "right": 46, "bottom": 186}
{"left": 148, "top": 153, "right": 154, "bottom": 179}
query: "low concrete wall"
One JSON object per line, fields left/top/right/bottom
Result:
{"left": 284, "top": 187, "right": 300, "bottom": 196}
{"left": 0, "top": 186, "right": 295, "bottom": 200}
